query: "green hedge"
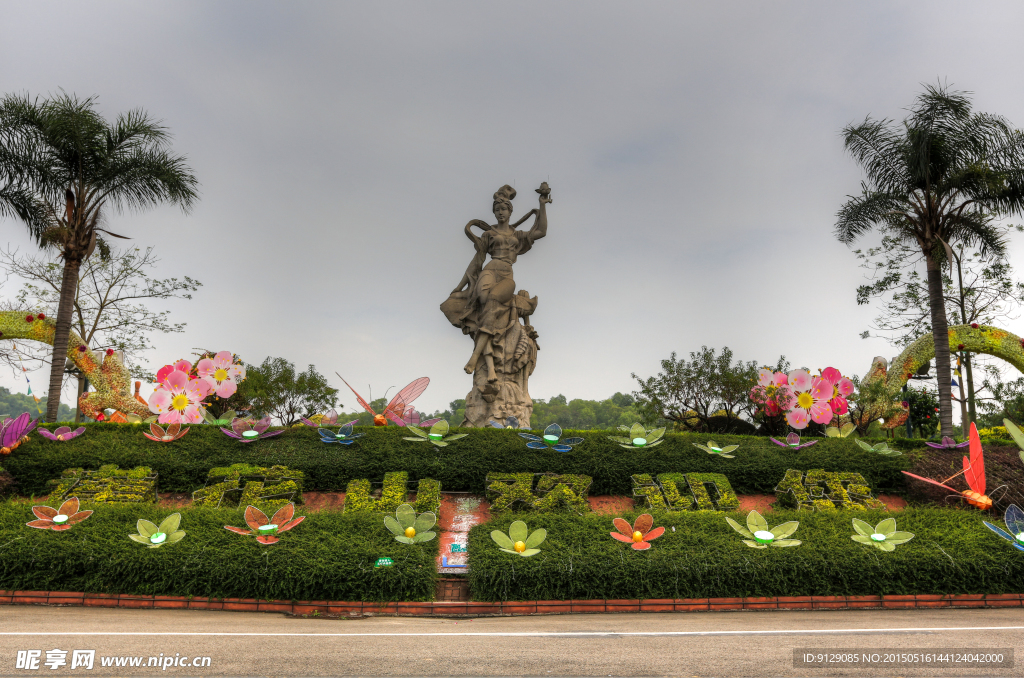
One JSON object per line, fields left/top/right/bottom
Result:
{"left": 467, "top": 509, "right": 1024, "bottom": 601}
{"left": 3, "top": 424, "right": 913, "bottom": 497}
{"left": 0, "top": 500, "right": 437, "bottom": 601}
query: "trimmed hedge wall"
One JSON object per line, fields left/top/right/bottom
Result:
{"left": 4, "top": 424, "right": 913, "bottom": 497}
{"left": 0, "top": 500, "right": 437, "bottom": 601}
{"left": 467, "top": 509, "right": 1024, "bottom": 601}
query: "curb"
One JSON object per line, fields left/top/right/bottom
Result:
{"left": 1, "top": 591, "right": 1021, "bottom": 616}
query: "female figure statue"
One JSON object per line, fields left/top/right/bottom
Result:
{"left": 441, "top": 183, "right": 551, "bottom": 427}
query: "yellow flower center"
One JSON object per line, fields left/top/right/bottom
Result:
{"left": 171, "top": 394, "right": 190, "bottom": 411}
{"left": 796, "top": 392, "right": 814, "bottom": 409}
{"left": 514, "top": 540, "right": 526, "bottom": 553}
{"left": 404, "top": 527, "right": 416, "bottom": 538}
{"left": 214, "top": 368, "right": 229, "bottom": 381}
{"left": 632, "top": 531, "right": 644, "bottom": 543}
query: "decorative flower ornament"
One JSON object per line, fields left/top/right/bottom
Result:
{"left": 769, "top": 432, "right": 818, "bottom": 450}
{"left": 856, "top": 439, "right": 901, "bottom": 456}
{"left": 1003, "top": 418, "right": 1024, "bottom": 465}
{"left": 851, "top": 518, "right": 914, "bottom": 551}
{"left": 148, "top": 369, "right": 211, "bottom": 425}
{"left": 318, "top": 422, "right": 364, "bottom": 445}
{"left": 820, "top": 366, "right": 855, "bottom": 415}
{"left": 26, "top": 497, "right": 92, "bottom": 531}
{"left": 726, "top": 510, "right": 800, "bottom": 548}
{"left": 489, "top": 416, "right": 521, "bottom": 429}
{"left": 825, "top": 422, "right": 855, "bottom": 438}
{"left": 403, "top": 419, "right": 468, "bottom": 447}
{"left": 224, "top": 503, "right": 304, "bottom": 545}
{"left": 610, "top": 514, "right": 665, "bottom": 550}
{"left": 519, "top": 424, "right": 584, "bottom": 452}
{"left": 143, "top": 422, "right": 189, "bottom": 443}
{"left": 786, "top": 369, "right": 834, "bottom": 429}
{"left": 38, "top": 426, "right": 86, "bottom": 442}
{"left": 196, "top": 351, "right": 246, "bottom": 398}
{"left": 1, "top": 412, "right": 39, "bottom": 454}
{"left": 983, "top": 504, "right": 1024, "bottom": 552}
{"left": 220, "top": 417, "right": 283, "bottom": 442}
{"left": 610, "top": 423, "right": 665, "bottom": 449}
{"left": 384, "top": 504, "right": 437, "bottom": 544}
{"left": 301, "top": 409, "right": 339, "bottom": 427}
{"left": 156, "top": 360, "right": 192, "bottom": 386}
{"left": 749, "top": 369, "right": 794, "bottom": 417}
{"left": 129, "top": 513, "right": 186, "bottom": 548}
{"left": 693, "top": 440, "right": 739, "bottom": 458}
{"left": 924, "top": 435, "right": 970, "bottom": 449}
{"left": 202, "top": 409, "right": 238, "bottom": 426}
{"left": 491, "top": 520, "right": 546, "bottom": 556}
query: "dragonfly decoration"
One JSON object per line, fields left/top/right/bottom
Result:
{"left": 519, "top": 423, "right": 583, "bottom": 452}
{"left": 983, "top": 504, "right": 1024, "bottom": 552}
{"left": 902, "top": 423, "right": 1004, "bottom": 510}
{"left": 337, "top": 375, "right": 430, "bottom": 427}
{"left": 404, "top": 419, "right": 467, "bottom": 448}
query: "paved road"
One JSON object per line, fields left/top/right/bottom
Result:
{"left": 1, "top": 605, "right": 1022, "bottom": 677}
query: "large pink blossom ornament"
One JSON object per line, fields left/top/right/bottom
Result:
{"left": 785, "top": 369, "right": 833, "bottom": 429}
{"left": 819, "top": 366, "right": 855, "bottom": 415}
{"left": 749, "top": 369, "right": 794, "bottom": 417}
{"left": 148, "top": 370, "right": 211, "bottom": 424}
{"left": 156, "top": 360, "right": 192, "bottom": 386}
{"left": 197, "top": 351, "right": 246, "bottom": 398}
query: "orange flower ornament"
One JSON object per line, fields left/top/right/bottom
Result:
{"left": 224, "top": 503, "right": 305, "bottom": 545}
{"left": 610, "top": 514, "right": 665, "bottom": 550}
{"left": 26, "top": 497, "right": 93, "bottom": 531}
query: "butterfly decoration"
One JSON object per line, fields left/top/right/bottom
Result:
{"left": 902, "top": 422, "right": 1003, "bottom": 510}
{"left": 518, "top": 423, "right": 583, "bottom": 452}
{"left": 489, "top": 416, "right": 521, "bottom": 429}
{"left": 769, "top": 432, "right": 817, "bottom": 450}
{"left": 983, "top": 504, "right": 1024, "bottom": 552}
{"left": 924, "top": 435, "right": 970, "bottom": 450}
{"left": 403, "top": 419, "right": 467, "bottom": 448}
{"left": 38, "top": 426, "right": 86, "bottom": 442}
{"left": 143, "top": 422, "right": 189, "bottom": 443}
{"left": 337, "top": 374, "right": 430, "bottom": 427}
{"left": 318, "top": 422, "right": 364, "bottom": 445}
{"left": 1, "top": 412, "right": 39, "bottom": 454}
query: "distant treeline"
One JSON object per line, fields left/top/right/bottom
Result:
{"left": 0, "top": 386, "right": 75, "bottom": 422}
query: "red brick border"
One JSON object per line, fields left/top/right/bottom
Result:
{"left": 0, "top": 590, "right": 1020, "bottom": 617}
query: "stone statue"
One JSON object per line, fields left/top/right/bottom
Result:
{"left": 440, "top": 183, "right": 551, "bottom": 427}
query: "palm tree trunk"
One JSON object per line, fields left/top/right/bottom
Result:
{"left": 925, "top": 254, "right": 954, "bottom": 436}
{"left": 44, "top": 258, "right": 82, "bottom": 422}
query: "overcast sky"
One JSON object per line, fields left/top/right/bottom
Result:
{"left": 3, "top": 1, "right": 1024, "bottom": 417}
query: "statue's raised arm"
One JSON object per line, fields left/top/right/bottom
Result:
{"left": 439, "top": 182, "right": 551, "bottom": 427}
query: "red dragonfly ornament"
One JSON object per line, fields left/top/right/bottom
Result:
{"left": 337, "top": 374, "right": 429, "bottom": 427}
{"left": 902, "top": 422, "right": 1004, "bottom": 510}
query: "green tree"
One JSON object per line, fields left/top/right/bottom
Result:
{"left": 836, "top": 83, "right": 1024, "bottom": 436}
{"left": 0, "top": 386, "right": 74, "bottom": 421}
{"left": 905, "top": 386, "right": 940, "bottom": 438}
{"left": 242, "top": 357, "right": 339, "bottom": 426}
{"left": 0, "top": 92, "right": 198, "bottom": 421}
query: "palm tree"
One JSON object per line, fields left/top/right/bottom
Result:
{"left": 836, "top": 84, "right": 1024, "bottom": 436}
{"left": 0, "top": 92, "right": 198, "bottom": 421}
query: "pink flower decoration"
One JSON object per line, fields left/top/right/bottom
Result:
{"left": 820, "top": 366, "right": 842, "bottom": 384}
{"left": 156, "top": 360, "right": 192, "bottom": 386}
{"left": 785, "top": 408, "right": 809, "bottom": 429}
{"left": 148, "top": 369, "right": 211, "bottom": 424}
{"left": 785, "top": 370, "right": 833, "bottom": 428}
{"left": 196, "top": 351, "right": 246, "bottom": 398}
{"left": 787, "top": 369, "right": 811, "bottom": 391}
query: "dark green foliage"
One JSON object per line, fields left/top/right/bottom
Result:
{"left": 468, "top": 509, "right": 1024, "bottom": 601}
{"left": 3, "top": 424, "right": 913, "bottom": 497}
{"left": 0, "top": 501, "right": 436, "bottom": 601}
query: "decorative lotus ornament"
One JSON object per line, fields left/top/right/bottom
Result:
{"left": 1, "top": 412, "right": 39, "bottom": 454}
{"left": 924, "top": 435, "right": 969, "bottom": 450}
{"left": 1001, "top": 419, "right": 1024, "bottom": 464}
{"left": 129, "top": 513, "right": 186, "bottom": 548}
{"left": 769, "top": 432, "right": 818, "bottom": 451}
{"left": 220, "top": 417, "right": 283, "bottom": 443}
{"left": 825, "top": 422, "right": 856, "bottom": 438}
{"left": 489, "top": 416, "right": 521, "bottom": 429}
{"left": 693, "top": 440, "right": 739, "bottom": 458}
{"left": 403, "top": 419, "right": 467, "bottom": 448}
{"left": 726, "top": 510, "right": 800, "bottom": 548}
{"left": 301, "top": 408, "right": 339, "bottom": 427}
{"left": 856, "top": 439, "right": 901, "bottom": 456}
{"left": 610, "top": 514, "right": 665, "bottom": 550}
{"left": 384, "top": 504, "right": 437, "bottom": 544}
{"left": 519, "top": 424, "right": 583, "bottom": 452}
{"left": 851, "top": 518, "right": 914, "bottom": 551}
{"left": 224, "top": 503, "right": 304, "bottom": 545}
{"left": 26, "top": 497, "right": 92, "bottom": 531}
{"left": 983, "top": 504, "right": 1024, "bottom": 552}
{"left": 491, "top": 520, "right": 546, "bottom": 557}
{"left": 610, "top": 423, "right": 665, "bottom": 449}
{"left": 143, "top": 422, "right": 189, "bottom": 443}
{"left": 196, "top": 351, "right": 246, "bottom": 398}
{"left": 202, "top": 409, "right": 237, "bottom": 426}
{"left": 318, "top": 422, "right": 364, "bottom": 445}
{"left": 38, "top": 426, "right": 86, "bottom": 442}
